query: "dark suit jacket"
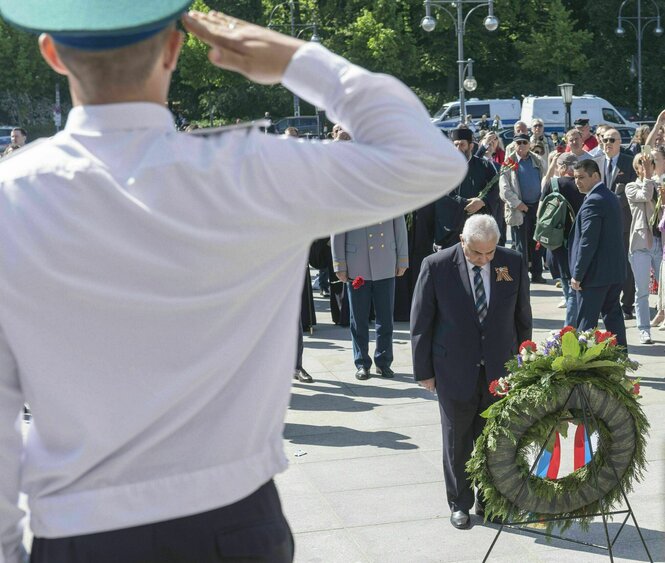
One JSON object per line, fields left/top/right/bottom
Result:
{"left": 410, "top": 244, "right": 532, "bottom": 402}
{"left": 434, "top": 156, "right": 498, "bottom": 248}
{"left": 599, "top": 152, "right": 637, "bottom": 233}
{"left": 568, "top": 183, "right": 627, "bottom": 288}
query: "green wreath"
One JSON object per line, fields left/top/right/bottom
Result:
{"left": 467, "top": 328, "right": 649, "bottom": 529}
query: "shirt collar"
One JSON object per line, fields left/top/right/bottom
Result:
{"left": 65, "top": 102, "right": 175, "bottom": 134}
{"left": 606, "top": 153, "right": 619, "bottom": 165}
{"left": 466, "top": 258, "right": 490, "bottom": 274}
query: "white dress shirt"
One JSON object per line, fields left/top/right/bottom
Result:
{"left": 465, "top": 259, "right": 491, "bottom": 306}
{"left": 0, "top": 42, "right": 466, "bottom": 558}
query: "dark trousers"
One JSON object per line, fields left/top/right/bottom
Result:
{"left": 576, "top": 283, "right": 627, "bottom": 348}
{"left": 438, "top": 372, "right": 494, "bottom": 513}
{"left": 31, "top": 480, "right": 294, "bottom": 563}
{"left": 511, "top": 202, "right": 543, "bottom": 279}
{"left": 347, "top": 277, "right": 395, "bottom": 369}
{"left": 295, "top": 322, "right": 303, "bottom": 370}
{"left": 621, "top": 230, "right": 636, "bottom": 313}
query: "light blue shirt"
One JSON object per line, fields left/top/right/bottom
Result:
{"left": 517, "top": 156, "right": 542, "bottom": 203}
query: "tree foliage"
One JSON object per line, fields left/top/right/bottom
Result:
{"left": 2, "top": 0, "right": 665, "bottom": 129}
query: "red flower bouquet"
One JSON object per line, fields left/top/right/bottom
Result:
{"left": 351, "top": 276, "right": 365, "bottom": 290}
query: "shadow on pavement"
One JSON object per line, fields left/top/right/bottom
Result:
{"left": 485, "top": 521, "right": 664, "bottom": 562}
{"left": 284, "top": 423, "right": 418, "bottom": 450}
{"left": 292, "top": 379, "right": 435, "bottom": 403}
{"left": 635, "top": 376, "right": 665, "bottom": 392}
{"left": 289, "top": 392, "right": 379, "bottom": 412}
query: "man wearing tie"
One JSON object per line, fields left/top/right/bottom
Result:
{"left": 570, "top": 159, "right": 628, "bottom": 346}
{"left": 595, "top": 128, "right": 638, "bottom": 320}
{"left": 410, "top": 215, "right": 532, "bottom": 529}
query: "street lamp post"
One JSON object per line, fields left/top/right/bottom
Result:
{"left": 268, "top": 1, "right": 320, "bottom": 117}
{"left": 616, "top": 0, "right": 663, "bottom": 120}
{"left": 559, "top": 82, "right": 574, "bottom": 131}
{"left": 421, "top": 0, "right": 498, "bottom": 125}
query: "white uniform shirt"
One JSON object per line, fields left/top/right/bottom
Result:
{"left": 0, "top": 42, "right": 466, "bottom": 558}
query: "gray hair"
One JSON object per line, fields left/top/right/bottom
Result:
{"left": 514, "top": 120, "right": 528, "bottom": 131}
{"left": 461, "top": 214, "right": 500, "bottom": 244}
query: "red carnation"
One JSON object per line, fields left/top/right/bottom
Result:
{"left": 632, "top": 383, "right": 640, "bottom": 395}
{"left": 489, "top": 378, "right": 510, "bottom": 397}
{"left": 594, "top": 330, "right": 616, "bottom": 345}
{"left": 519, "top": 340, "right": 537, "bottom": 354}
{"left": 351, "top": 276, "right": 365, "bottom": 290}
{"left": 560, "top": 326, "right": 576, "bottom": 337}
{"left": 503, "top": 157, "right": 518, "bottom": 171}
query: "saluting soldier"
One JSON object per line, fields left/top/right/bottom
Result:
{"left": 0, "top": 1, "right": 467, "bottom": 561}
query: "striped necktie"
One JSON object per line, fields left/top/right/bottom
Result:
{"left": 473, "top": 265, "right": 488, "bottom": 324}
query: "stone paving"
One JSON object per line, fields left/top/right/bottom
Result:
{"left": 279, "top": 274, "right": 665, "bottom": 563}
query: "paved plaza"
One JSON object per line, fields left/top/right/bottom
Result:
{"left": 279, "top": 274, "right": 665, "bottom": 563}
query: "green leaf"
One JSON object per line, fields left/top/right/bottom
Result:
{"left": 561, "top": 331, "right": 581, "bottom": 358}
{"left": 583, "top": 360, "right": 626, "bottom": 371}
{"left": 581, "top": 341, "right": 607, "bottom": 363}
{"left": 480, "top": 398, "right": 506, "bottom": 419}
{"left": 551, "top": 355, "right": 584, "bottom": 372}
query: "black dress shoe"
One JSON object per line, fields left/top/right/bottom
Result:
{"left": 475, "top": 501, "right": 485, "bottom": 517}
{"left": 623, "top": 311, "right": 634, "bottom": 320}
{"left": 450, "top": 510, "right": 470, "bottom": 529}
{"left": 355, "top": 367, "right": 370, "bottom": 380}
{"left": 376, "top": 366, "right": 394, "bottom": 378}
{"left": 294, "top": 369, "right": 313, "bottom": 383}
{"left": 531, "top": 276, "right": 548, "bottom": 284}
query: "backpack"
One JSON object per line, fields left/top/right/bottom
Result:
{"left": 533, "top": 178, "right": 576, "bottom": 251}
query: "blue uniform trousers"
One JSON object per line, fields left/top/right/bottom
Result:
{"left": 347, "top": 277, "right": 395, "bottom": 370}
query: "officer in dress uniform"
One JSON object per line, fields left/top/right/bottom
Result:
{"left": 0, "top": 2, "right": 467, "bottom": 562}
{"left": 332, "top": 217, "right": 408, "bottom": 380}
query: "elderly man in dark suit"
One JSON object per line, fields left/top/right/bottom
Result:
{"left": 410, "top": 215, "right": 532, "bottom": 529}
{"left": 570, "top": 159, "right": 628, "bottom": 347}
{"left": 594, "top": 128, "right": 638, "bottom": 320}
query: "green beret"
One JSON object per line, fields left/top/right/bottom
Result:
{"left": 0, "top": 0, "right": 191, "bottom": 36}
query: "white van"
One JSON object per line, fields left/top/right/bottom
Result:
{"left": 521, "top": 95, "right": 635, "bottom": 133}
{"left": 431, "top": 98, "right": 521, "bottom": 130}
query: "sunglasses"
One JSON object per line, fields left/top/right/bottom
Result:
{"left": 603, "top": 138, "right": 619, "bottom": 144}
{"left": 515, "top": 140, "right": 529, "bottom": 145}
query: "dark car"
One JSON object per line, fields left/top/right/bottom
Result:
{"left": 273, "top": 116, "right": 326, "bottom": 137}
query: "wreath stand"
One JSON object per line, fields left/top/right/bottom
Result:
{"left": 482, "top": 383, "right": 653, "bottom": 563}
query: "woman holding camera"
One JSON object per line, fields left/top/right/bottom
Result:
{"left": 626, "top": 152, "right": 661, "bottom": 343}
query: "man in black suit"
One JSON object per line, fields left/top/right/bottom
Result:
{"left": 595, "top": 128, "right": 638, "bottom": 319}
{"left": 433, "top": 128, "right": 498, "bottom": 249}
{"left": 410, "top": 215, "right": 532, "bottom": 529}
{"left": 570, "top": 159, "right": 627, "bottom": 347}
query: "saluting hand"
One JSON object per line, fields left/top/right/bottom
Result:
{"left": 182, "top": 11, "right": 304, "bottom": 85}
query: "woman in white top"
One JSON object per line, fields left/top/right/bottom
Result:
{"left": 625, "top": 153, "right": 661, "bottom": 343}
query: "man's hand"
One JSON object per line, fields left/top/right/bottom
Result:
{"left": 465, "top": 198, "right": 486, "bottom": 214}
{"left": 571, "top": 278, "right": 582, "bottom": 291}
{"left": 182, "top": 11, "right": 304, "bottom": 85}
{"left": 517, "top": 202, "right": 529, "bottom": 212}
{"left": 418, "top": 378, "right": 436, "bottom": 393}
{"left": 396, "top": 266, "right": 407, "bottom": 277}
{"left": 337, "top": 271, "right": 349, "bottom": 283}
{"left": 481, "top": 132, "right": 497, "bottom": 148}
